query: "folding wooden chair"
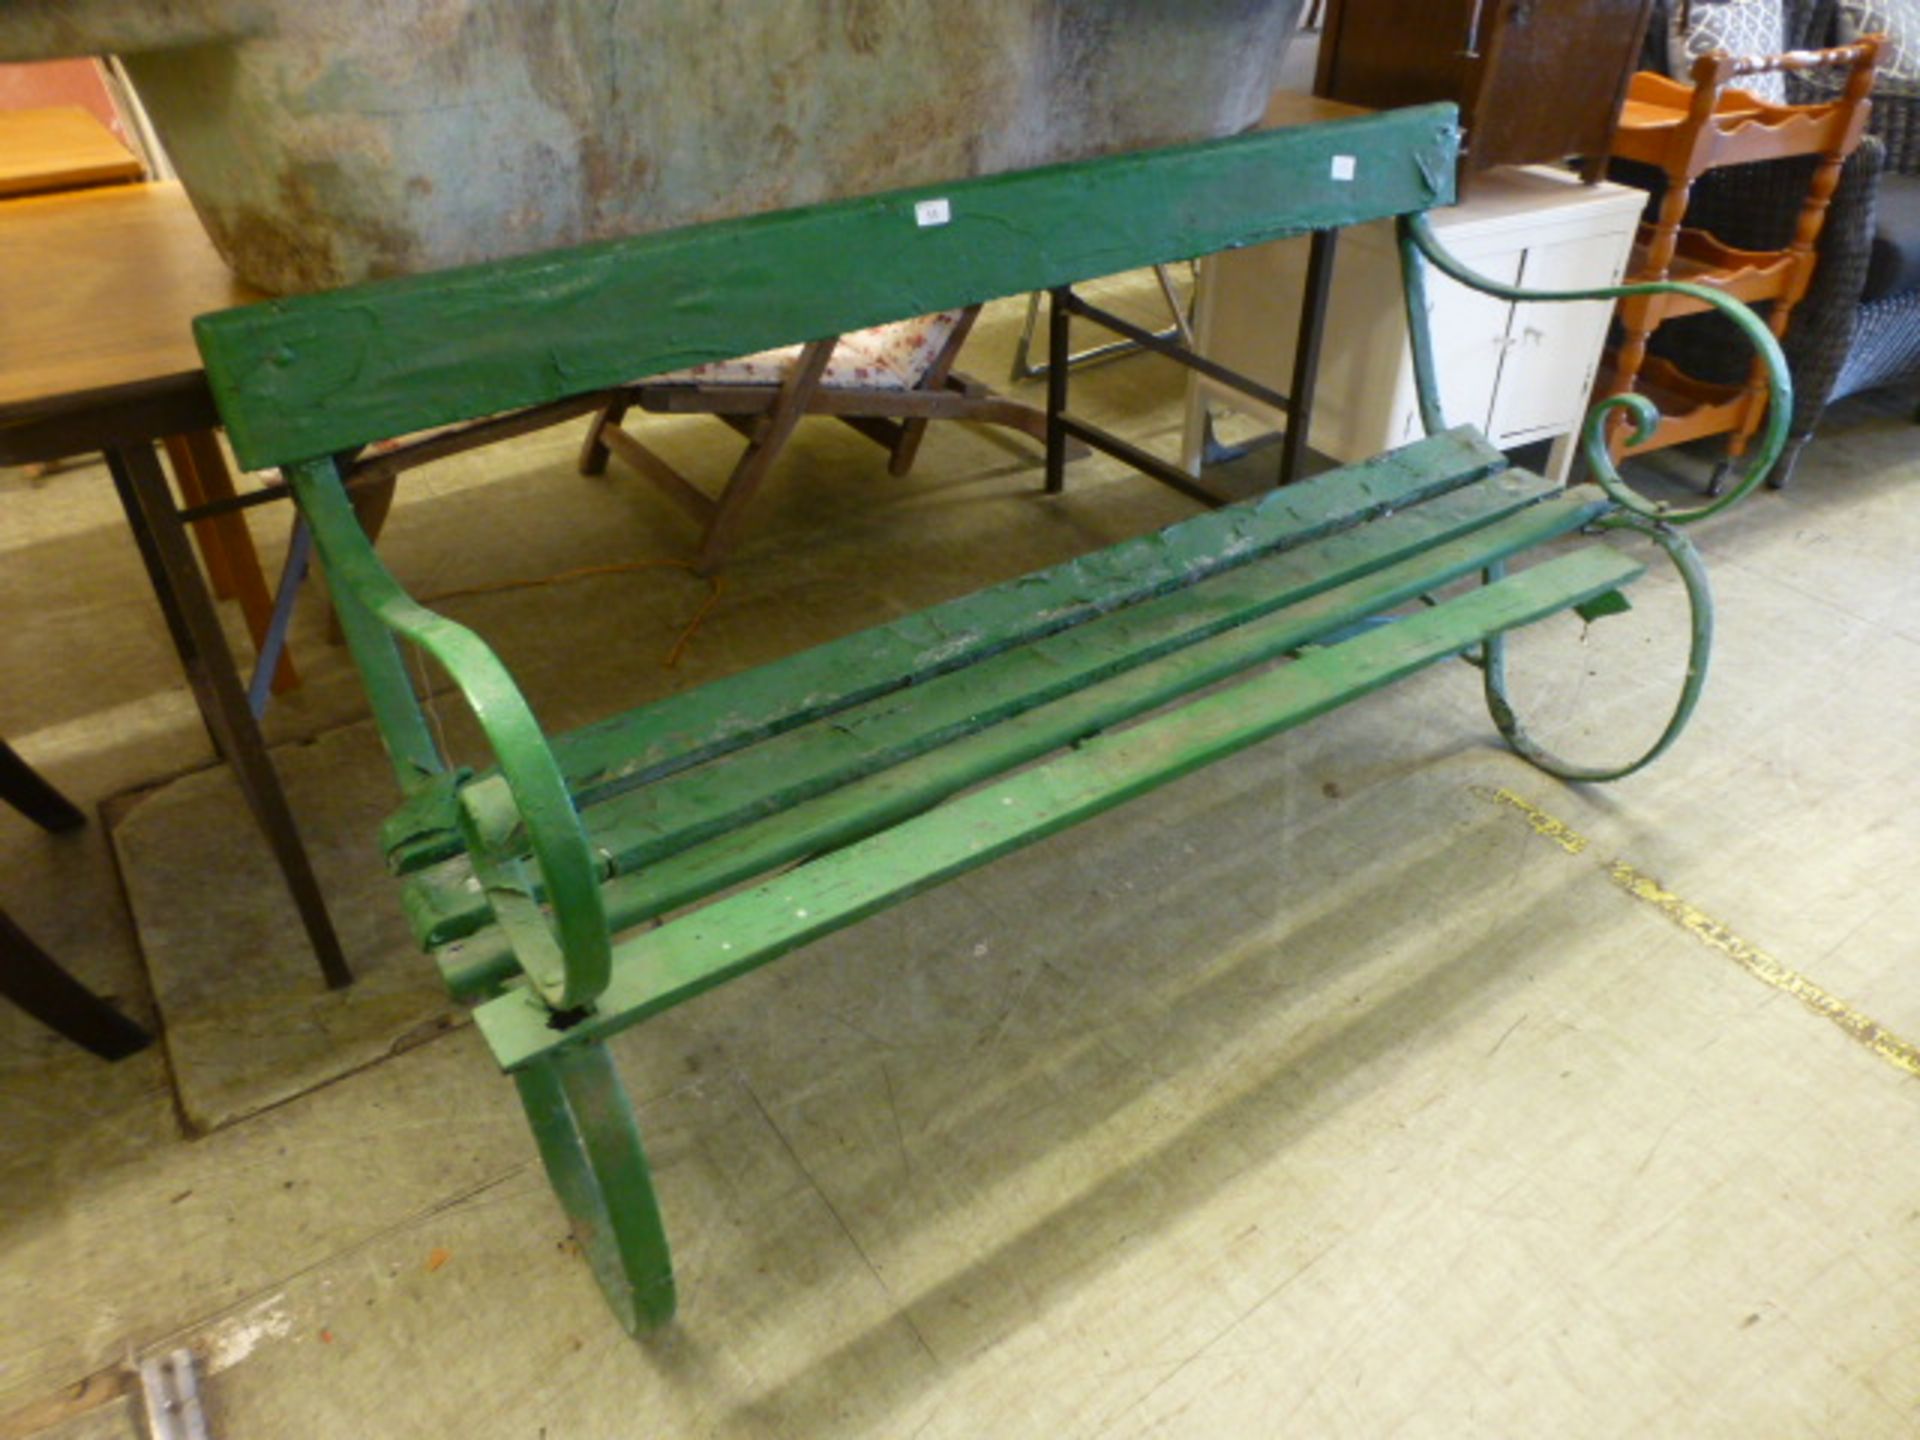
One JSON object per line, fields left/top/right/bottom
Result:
{"left": 253, "top": 307, "right": 1052, "bottom": 690}
{"left": 577, "top": 304, "right": 1054, "bottom": 572}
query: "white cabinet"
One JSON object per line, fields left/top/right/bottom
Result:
{"left": 1182, "top": 166, "right": 1645, "bottom": 483}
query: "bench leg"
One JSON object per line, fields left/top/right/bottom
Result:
{"left": 1482, "top": 519, "right": 1713, "bottom": 784}
{"left": 514, "top": 1041, "right": 677, "bottom": 1333}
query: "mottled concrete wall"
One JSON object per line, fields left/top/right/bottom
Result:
{"left": 0, "top": 0, "right": 1301, "bottom": 292}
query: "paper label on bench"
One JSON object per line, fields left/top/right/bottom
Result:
{"left": 915, "top": 198, "right": 952, "bottom": 227}
{"left": 1330, "top": 155, "right": 1357, "bottom": 182}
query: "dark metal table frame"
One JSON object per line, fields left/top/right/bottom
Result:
{"left": 1, "top": 389, "right": 350, "bottom": 990}
{"left": 0, "top": 738, "right": 153, "bottom": 1058}
{"left": 1042, "top": 229, "right": 1340, "bottom": 500}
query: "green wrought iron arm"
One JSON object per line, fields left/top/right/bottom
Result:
{"left": 1396, "top": 213, "right": 1792, "bottom": 524}
{"left": 283, "top": 457, "right": 611, "bottom": 1013}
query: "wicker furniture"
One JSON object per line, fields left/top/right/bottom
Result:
{"left": 1637, "top": 0, "right": 1920, "bottom": 484}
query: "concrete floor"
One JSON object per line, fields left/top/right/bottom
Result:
{"left": 3, "top": 288, "right": 1918, "bottom": 1438}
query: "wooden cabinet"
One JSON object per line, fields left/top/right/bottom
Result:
{"left": 1314, "top": 0, "right": 1653, "bottom": 181}
{"left": 1182, "top": 166, "right": 1646, "bottom": 483}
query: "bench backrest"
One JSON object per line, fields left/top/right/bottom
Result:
{"left": 195, "top": 104, "right": 1458, "bottom": 471}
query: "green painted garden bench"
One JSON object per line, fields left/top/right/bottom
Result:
{"left": 193, "top": 102, "right": 1786, "bottom": 1332}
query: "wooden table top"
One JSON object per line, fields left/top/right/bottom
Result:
{"left": 0, "top": 96, "right": 1363, "bottom": 464}
{"left": 1259, "top": 90, "right": 1370, "bottom": 130}
{"left": 0, "top": 105, "right": 144, "bottom": 199}
{"left": 0, "top": 181, "right": 260, "bottom": 461}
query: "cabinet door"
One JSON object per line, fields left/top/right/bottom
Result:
{"left": 1394, "top": 243, "right": 1521, "bottom": 447}
{"left": 1486, "top": 230, "right": 1632, "bottom": 445}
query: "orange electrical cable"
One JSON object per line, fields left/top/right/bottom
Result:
{"left": 421, "top": 559, "right": 725, "bottom": 669}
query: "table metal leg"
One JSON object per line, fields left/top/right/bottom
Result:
{"left": 180, "top": 429, "right": 300, "bottom": 696}
{"left": 104, "top": 442, "right": 352, "bottom": 990}
{"left": 1279, "top": 228, "right": 1338, "bottom": 488}
{"left": 1044, "top": 286, "right": 1071, "bottom": 494}
{"left": 0, "top": 739, "right": 85, "bottom": 832}
{"left": 0, "top": 907, "right": 152, "bottom": 1060}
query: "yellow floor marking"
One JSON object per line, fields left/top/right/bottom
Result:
{"left": 1475, "top": 785, "right": 1590, "bottom": 855}
{"left": 1480, "top": 788, "right": 1920, "bottom": 1079}
{"left": 1606, "top": 863, "right": 1920, "bottom": 1078}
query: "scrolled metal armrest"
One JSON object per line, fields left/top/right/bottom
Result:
{"left": 284, "top": 459, "right": 610, "bottom": 1012}
{"left": 1398, "top": 213, "right": 1792, "bottom": 523}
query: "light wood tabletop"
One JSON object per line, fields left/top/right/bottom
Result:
{"left": 0, "top": 180, "right": 260, "bottom": 456}
{"left": 0, "top": 105, "right": 144, "bottom": 199}
{"left": 1259, "top": 90, "right": 1370, "bottom": 129}
{"left": 0, "top": 174, "right": 339, "bottom": 977}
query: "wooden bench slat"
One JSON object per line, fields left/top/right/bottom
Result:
{"left": 194, "top": 104, "right": 1457, "bottom": 472}
{"left": 472, "top": 543, "right": 1644, "bottom": 1068}
{"left": 383, "top": 425, "right": 1509, "bottom": 873}
{"left": 436, "top": 487, "right": 1617, "bottom": 996}
{"left": 408, "top": 468, "right": 1590, "bottom": 952}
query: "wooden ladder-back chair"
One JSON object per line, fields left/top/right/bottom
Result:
{"left": 164, "top": 430, "right": 300, "bottom": 697}
{"left": 1603, "top": 39, "right": 1880, "bottom": 489}
{"left": 575, "top": 303, "right": 1055, "bottom": 573}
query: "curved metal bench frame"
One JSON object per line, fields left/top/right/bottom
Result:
{"left": 1399, "top": 212, "right": 1788, "bottom": 783}
{"left": 198, "top": 107, "right": 1788, "bottom": 1331}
